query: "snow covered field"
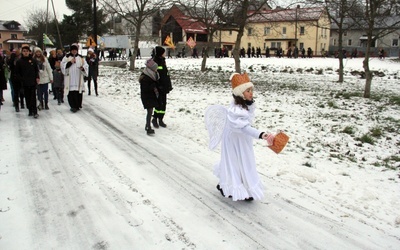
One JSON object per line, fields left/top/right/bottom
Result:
{"left": 0, "top": 56, "right": 399, "bottom": 249}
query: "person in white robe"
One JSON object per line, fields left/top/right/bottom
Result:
{"left": 61, "top": 43, "right": 88, "bottom": 112}
{"left": 206, "top": 72, "right": 276, "bottom": 201}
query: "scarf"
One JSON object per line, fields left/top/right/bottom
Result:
{"left": 143, "top": 67, "right": 159, "bottom": 82}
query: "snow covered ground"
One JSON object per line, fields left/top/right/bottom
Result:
{"left": 0, "top": 56, "right": 399, "bottom": 249}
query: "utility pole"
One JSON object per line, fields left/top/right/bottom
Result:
{"left": 93, "top": 0, "right": 98, "bottom": 52}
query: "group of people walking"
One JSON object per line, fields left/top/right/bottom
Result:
{"left": 2, "top": 43, "right": 280, "bottom": 203}
{"left": 0, "top": 43, "right": 99, "bottom": 117}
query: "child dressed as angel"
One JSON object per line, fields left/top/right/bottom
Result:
{"left": 205, "top": 72, "right": 276, "bottom": 201}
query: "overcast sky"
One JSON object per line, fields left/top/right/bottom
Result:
{"left": 1, "top": 0, "right": 72, "bottom": 27}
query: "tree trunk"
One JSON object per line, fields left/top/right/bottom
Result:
{"left": 130, "top": 23, "right": 141, "bottom": 71}
{"left": 201, "top": 33, "right": 214, "bottom": 72}
{"left": 363, "top": 45, "right": 372, "bottom": 98}
{"left": 337, "top": 32, "right": 344, "bottom": 83}
{"left": 233, "top": 29, "right": 243, "bottom": 73}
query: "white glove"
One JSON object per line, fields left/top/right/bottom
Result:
{"left": 262, "top": 133, "right": 275, "bottom": 146}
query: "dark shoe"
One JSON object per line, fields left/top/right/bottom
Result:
{"left": 15, "top": 106, "right": 20, "bottom": 112}
{"left": 33, "top": 113, "right": 39, "bottom": 119}
{"left": 28, "top": 112, "right": 33, "bottom": 116}
{"left": 53, "top": 96, "right": 57, "bottom": 100}
{"left": 216, "top": 185, "right": 225, "bottom": 197}
{"left": 152, "top": 118, "right": 159, "bottom": 128}
{"left": 58, "top": 102, "right": 61, "bottom": 105}
{"left": 70, "top": 108, "right": 78, "bottom": 113}
{"left": 145, "top": 125, "right": 155, "bottom": 135}
{"left": 21, "top": 104, "right": 25, "bottom": 109}
{"left": 45, "top": 103, "right": 49, "bottom": 110}
{"left": 244, "top": 197, "right": 254, "bottom": 201}
{"left": 159, "top": 119, "right": 167, "bottom": 128}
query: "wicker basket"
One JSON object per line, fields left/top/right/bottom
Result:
{"left": 268, "top": 132, "right": 289, "bottom": 154}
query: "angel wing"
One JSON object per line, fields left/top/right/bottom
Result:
{"left": 205, "top": 105, "right": 228, "bottom": 150}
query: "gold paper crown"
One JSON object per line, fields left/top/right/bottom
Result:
{"left": 231, "top": 72, "right": 251, "bottom": 89}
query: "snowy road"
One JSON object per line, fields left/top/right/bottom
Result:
{"left": 1, "top": 90, "right": 398, "bottom": 249}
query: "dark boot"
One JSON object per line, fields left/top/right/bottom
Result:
{"left": 45, "top": 102, "right": 49, "bottom": 110}
{"left": 15, "top": 105, "right": 20, "bottom": 112}
{"left": 20, "top": 100, "right": 25, "bottom": 109}
{"left": 38, "top": 101, "right": 44, "bottom": 110}
{"left": 145, "top": 125, "right": 155, "bottom": 135}
{"left": 152, "top": 117, "right": 159, "bottom": 128}
{"left": 159, "top": 118, "right": 167, "bottom": 128}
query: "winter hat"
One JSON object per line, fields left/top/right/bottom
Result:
{"left": 34, "top": 47, "right": 42, "bottom": 53}
{"left": 155, "top": 46, "right": 165, "bottom": 57}
{"left": 21, "top": 44, "right": 31, "bottom": 51}
{"left": 230, "top": 72, "right": 254, "bottom": 97}
{"left": 70, "top": 43, "right": 79, "bottom": 51}
{"left": 145, "top": 58, "right": 158, "bottom": 72}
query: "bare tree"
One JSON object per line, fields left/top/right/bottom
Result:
{"left": 174, "top": 0, "right": 226, "bottom": 71}
{"left": 356, "top": 0, "right": 400, "bottom": 97}
{"left": 318, "top": 0, "right": 361, "bottom": 83}
{"left": 99, "top": 0, "right": 170, "bottom": 70}
{"left": 24, "top": 9, "right": 55, "bottom": 48}
{"left": 217, "top": 0, "right": 270, "bottom": 73}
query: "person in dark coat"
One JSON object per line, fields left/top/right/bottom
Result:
{"left": 139, "top": 58, "right": 160, "bottom": 135}
{"left": 86, "top": 48, "right": 99, "bottom": 96}
{"left": 52, "top": 61, "right": 64, "bottom": 105}
{"left": 0, "top": 53, "right": 8, "bottom": 107}
{"left": 152, "top": 46, "right": 173, "bottom": 128}
{"left": 15, "top": 45, "right": 40, "bottom": 118}
{"left": 7, "top": 49, "right": 24, "bottom": 111}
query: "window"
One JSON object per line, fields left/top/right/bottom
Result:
{"left": 11, "top": 34, "right": 17, "bottom": 39}
{"left": 282, "top": 27, "right": 286, "bottom": 35}
{"left": 343, "top": 31, "right": 347, "bottom": 36}
{"left": 300, "top": 27, "right": 305, "bottom": 35}
{"left": 271, "top": 42, "right": 281, "bottom": 49}
{"left": 300, "top": 42, "right": 304, "bottom": 49}
{"left": 264, "top": 27, "right": 270, "bottom": 35}
{"left": 392, "top": 39, "right": 398, "bottom": 47}
{"left": 348, "top": 39, "right": 352, "bottom": 46}
{"left": 248, "top": 28, "right": 253, "bottom": 35}
{"left": 332, "top": 38, "right": 336, "bottom": 46}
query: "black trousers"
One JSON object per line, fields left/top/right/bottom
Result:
{"left": 12, "top": 83, "right": 24, "bottom": 107}
{"left": 67, "top": 91, "right": 83, "bottom": 110}
{"left": 153, "top": 92, "right": 167, "bottom": 120}
{"left": 87, "top": 75, "right": 98, "bottom": 95}
{"left": 24, "top": 86, "right": 37, "bottom": 115}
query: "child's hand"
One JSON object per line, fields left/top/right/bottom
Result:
{"left": 263, "top": 133, "right": 275, "bottom": 146}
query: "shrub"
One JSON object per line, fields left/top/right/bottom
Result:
{"left": 359, "top": 134, "right": 374, "bottom": 145}
{"left": 342, "top": 126, "right": 355, "bottom": 134}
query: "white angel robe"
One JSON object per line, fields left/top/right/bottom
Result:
{"left": 213, "top": 101, "right": 264, "bottom": 201}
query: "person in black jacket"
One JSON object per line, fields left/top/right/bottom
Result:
{"left": 152, "top": 46, "right": 173, "bottom": 128}
{"left": 7, "top": 49, "right": 25, "bottom": 112}
{"left": 139, "top": 58, "right": 160, "bottom": 135}
{"left": 86, "top": 48, "right": 99, "bottom": 96}
{"left": 15, "top": 45, "right": 40, "bottom": 118}
{"left": 0, "top": 53, "right": 8, "bottom": 107}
